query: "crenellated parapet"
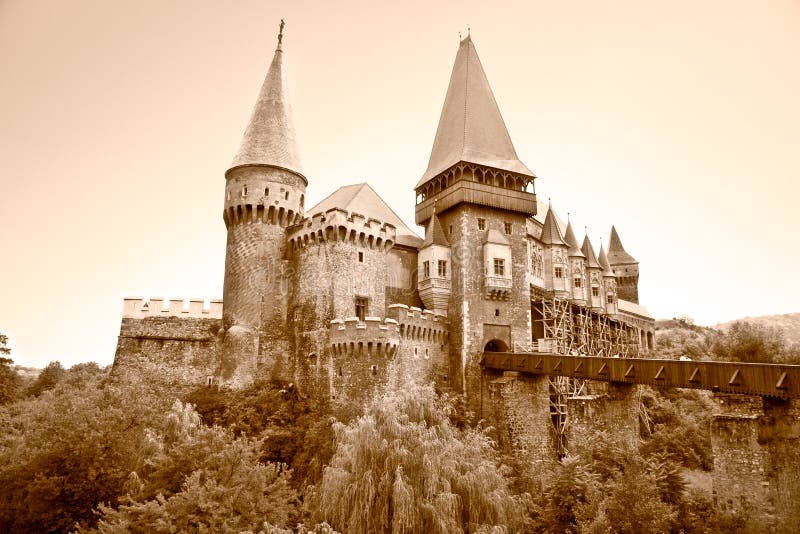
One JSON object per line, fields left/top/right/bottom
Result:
{"left": 329, "top": 316, "right": 400, "bottom": 356}
{"left": 287, "top": 208, "right": 397, "bottom": 252}
{"left": 387, "top": 304, "right": 449, "bottom": 344}
{"left": 222, "top": 201, "right": 303, "bottom": 229}
{"left": 122, "top": 297, "right": 223, "bottom": 319}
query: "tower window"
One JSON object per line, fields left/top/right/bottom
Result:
{"left": 285, "top": 191, "right": 289, "bottom": 200}
{"left": 493, "top": 258, "right": 505, "bottom": 276}
{"left": 504, "top": 222, "right": 512, "bottom": 235}
{"left": 371, "top": 365, "right": 377, "bottom": 375}
{"left": 355, "top": 297, "right": 368, "bottom": 321}
{"left": 495, "top": 308, "right": 500, "bottom": 317}
{"left": 265, "top": 187, "right": 269, "bottom": 196}
{"left": 242, "top": 186, "right": 248, "bottom": 197}
{"left": 555, "top": 267, "right": 564, "bottom": 279}
{"left": 423, "top": 261, "right": 430, "bottom": 279}
{"left": 300, "top": 194, "right": 304, "bottom": 207}
{"left": 592, "top": 286, "right": 599, "bottom": 297}
{"left": 227, "top": 190, "right": 231, "bottom": 201}
{"left": 574, "top": 277, "right": 582, "bottom": 288}
{"left": 449, "top": 224, "right": 453, "bottom": 235}
{"left": 437, "top": 260, "right": 447, "bottom": 277}
{"left": 358, "top": 251, "right": 364, "bottom": 263}
{"left": 478, "top": 218, "right": 486, "bottom": 230}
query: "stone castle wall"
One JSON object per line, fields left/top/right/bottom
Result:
{"left": 112, "top": 314, "right": 223, "bottom": 394}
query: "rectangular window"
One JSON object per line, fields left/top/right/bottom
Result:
{"left": 574, "top": 277, "right": 582, "bottom": 288}
{"left": 592, "top": 286, "right": 599, "bottom": 297}
{"left": 478, "top": 218, "right": 486, "bottom": 230}
{"left": 358, "top": 251, "right": 364, "bottom": 263}
{"left": 355, "top": 297, "right": 368, "bottom": 321}
{"left": 493, "top": 258, "right": 505, "bottom": 276}
{"left": 423, "top": 261, "right": 430, "bottom": 279}
{"left": 437, "top": 260, "right": 447, "bottom": 277}
{"left": 554, "top": 267, "right": 563, "bottom": 278}
{"left": 504, "top": 222, "right": 512, "bottom": 235}
{"left": 607, "top": 295, "right": 614, "bottom": 304}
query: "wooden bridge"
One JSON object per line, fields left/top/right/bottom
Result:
{"left": 481, "top": 352, "right": 800, "bottom": 399}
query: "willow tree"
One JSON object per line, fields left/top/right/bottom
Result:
{"left": 314, "top": 385, "right": 526, "bottom": 533}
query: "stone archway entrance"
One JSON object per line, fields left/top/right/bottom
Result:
{"left": 484, "top": 339, "right": 509, "bottom": 352}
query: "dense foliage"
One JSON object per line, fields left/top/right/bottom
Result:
{"left": 312, "top": 384, "right": 526, "bottom": 533}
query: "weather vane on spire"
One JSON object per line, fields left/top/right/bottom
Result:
{"left": 278, "top": 19, "right": 285, "bottom": 46}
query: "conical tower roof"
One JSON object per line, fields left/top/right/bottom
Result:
{"left": 598, "top": 245, "right": 614, "bottom": 277}
{"left": 563, "top": 221, "right": 585, "bottom": 258}
{"left": 581, "top": 235, "right": 601, "bottom": 269}
{"left": 416, "top": 35, "right": 533, "bottom": 188}
{"left": 540, "top": 204, "right": 567, "bottom": 246}
{"left": 227, "top": 24, "right": 305, "bottom": 182}
{"left": 423, "top": 210, "right": 450, "bottom": 248}
{"left": 607, "top": 226, "right": 638, "bottom": 265}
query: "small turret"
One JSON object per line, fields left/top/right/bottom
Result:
{"left": 581, "top": 235, "right": 603, "bottom": 310}
{"left": 598, "top": 244, "right": 618, "bottom": 315}
{"left": 540, "top": 205, "right": 569, "bottom": 297}
{"left": 563, "top": 220, "right": 586, "bottom": 304}
{"left": 607, "top": 226, "right": 639, "bottom": 304}
{"left": 418, "top": 210, "right": 451, "bottom": 313}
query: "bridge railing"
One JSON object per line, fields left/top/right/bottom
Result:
{"left": 481, "top": 352, "right": 800, "bottom": 399}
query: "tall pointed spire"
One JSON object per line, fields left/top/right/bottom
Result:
{"left": 540, "top": 204, "right": 567, "bottom": 246}
{"left": 598, "top": 244, "right": 614, "bottom": 277}
{"left": 563, "top": 220, "right": 585, "bottom": 258}
{"left": 607, "top": 226, "right": 638, "bottom": 265}
{"left": 423, "top": 209, "right": 450, "bottom": 247}
{"left": 581, "top": 235, "right": 601, "bottom": 269}
{"left": 227, "top": 20, "right": 305, "bottom": 181}
{"left": 416, "top": 35, "right": 533, "bottom": 188}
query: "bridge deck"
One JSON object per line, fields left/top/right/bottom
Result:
{"left": 481, "top": 352, "right": 800, "bottom": 399}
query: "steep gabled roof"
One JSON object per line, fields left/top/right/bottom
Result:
{"left": 423, "top": 211, "right": 450, "bottom": 248}
{"left": 607, "top": 226, "right": 638, "bottom": 265}
{"left": 597, "top": 245, "right": 615, "bottom": 277}
{"left": 307, "top": 183, "right": 423, "bottom": 248}
{"left": 540, "top": 205, "right": 567, "bottom": 246}
{"left": 416, "top": 35, "right": 533, "bottom": 188}
{"left": 486, "top": 228, "right": 511, "bottom": 245}
{"left": 563, "top": 221, "right": 585, "bottom": 258}
{"left": 581, "top": 235, "right": 601, "bottom": 269}
{"left": 227, "top": 35, "right": 305, "bottom": 181}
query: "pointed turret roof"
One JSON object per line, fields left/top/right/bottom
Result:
{"left": 598, "top": 245, "right": 615, "bottom": 277}
{"left": 423, "top": 210, "right": 450, "bottom": 248}
{"left": 581, "top": 235, "right": 601, "bottom": 269}
{"left": 540, "top": 205, "right": 567, "bottom": 246}
{"left": 307, "top": 183, "right": 423, "bottom": 248}
{"left": 607, "top": 226, "right": 638, "bottom": 265}
{"left": 227, "top": 24, "right": 305, "bottom": 181}
{"left": 416, "top": 35, "right": 533, "bottom": 188}
{"left": 563, "top": 221, "right": 585, "bottom": 258}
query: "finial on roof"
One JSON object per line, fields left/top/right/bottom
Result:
{"left": 467, "top": 25, "right": 471, "bottom": 36}
{"left": 277, "top": 19, "right": 285, "bottom": 48}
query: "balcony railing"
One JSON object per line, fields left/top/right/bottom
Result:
{"left": 418, "top": 277, "right": 452, "bottom": 291}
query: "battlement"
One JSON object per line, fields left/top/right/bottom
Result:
{"left": 223, "top": 202, "right": 303, "bottom": 229}
{"left": 329, "top": 316, "right": 400, "bottom": 356}
{"left": 288, "top": 208, "right": 397, "bottom": 251}
{"left": 122, "top": 297, "right": 223, "bottom": 319}
{"left": 387, "top": 304, "right": 449, "bottom": 343}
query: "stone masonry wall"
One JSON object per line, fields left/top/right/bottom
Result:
{"left": 112, "top": 316, "right": 223, "bottom": 394}
{"left": 566, "top": 383, "right": 640, "bottom": 453}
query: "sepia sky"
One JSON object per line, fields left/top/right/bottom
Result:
{"left": 1, "top": 0, "right": 799, "bottom": 368}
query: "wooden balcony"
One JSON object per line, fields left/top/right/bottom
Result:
{"left": 415, "top": 180, "right": 537, "bottom": 225}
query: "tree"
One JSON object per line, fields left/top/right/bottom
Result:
{"left": 712, "top": 321, "right": 787, "bottom": 363}
{"left": 0, "top": 333, "right": 20, "bottom": 405}
{"left": 27, "top": 360, "right": 67, "bottom": 396}
{"left": 0, "top": 374, "right": 170, "bottom": 532}
{"left": 312, "top": 384, "right": 526, "bottom": 533}
{"left": 90, "top": 401, "right": 299, "bottom": 533}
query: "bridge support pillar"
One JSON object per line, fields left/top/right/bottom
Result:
{"left": 566, "top": 382, "right": 640, "bottom": 454}
{"left": 711, "top": 394, "right": 800, "bottom": 529}
{"left": 484, "top": 371, "right": 555, "bottom": 463}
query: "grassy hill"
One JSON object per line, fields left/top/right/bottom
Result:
{"left": 714, "top": 313, "right": 800, "bottom": 345}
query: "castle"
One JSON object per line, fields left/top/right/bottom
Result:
{"left": 112, "top": 26, "right": 655, "bottom": 409}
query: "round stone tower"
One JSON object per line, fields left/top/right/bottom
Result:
{"left": 220, "top": 22, "right": 306, "bottom": 385}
